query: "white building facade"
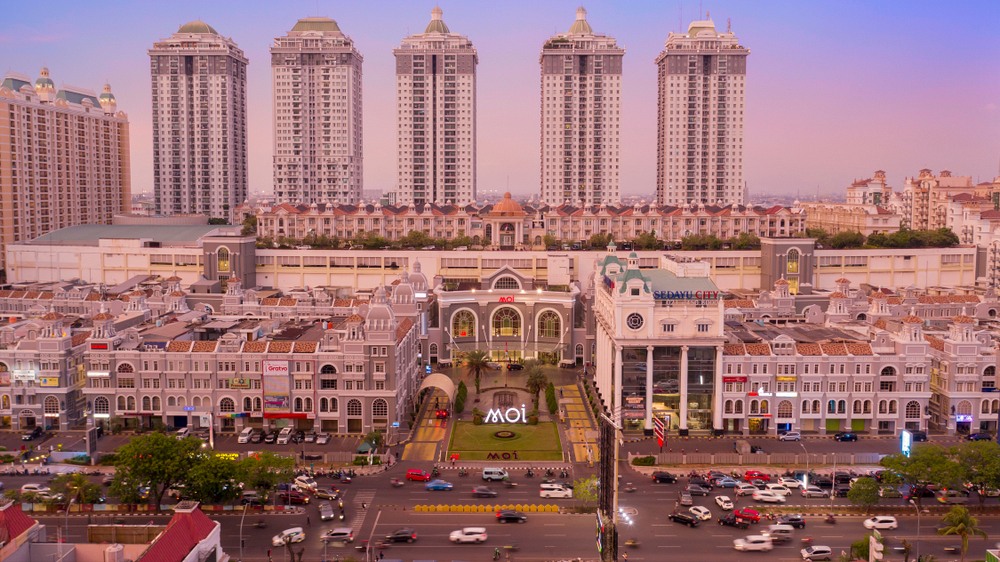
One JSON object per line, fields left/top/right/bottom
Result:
{"left": 272, "top": 17, "right": 363, "bottom": 205}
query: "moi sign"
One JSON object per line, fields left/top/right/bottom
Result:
{"left": 484, "top": 405, "right": 528, "bottom": 424}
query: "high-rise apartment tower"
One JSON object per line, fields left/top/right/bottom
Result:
{"left": 150, "top": 21, "right": 248, "bottom": 220}
{"left": 272, "top": 17, "right": 363, "bottom": 205}
{"left": 393, "top": 7, "right": 478, "bottom": 206}
{"left": 539, "top": 7, "right": 623, "bottom": 207}
{"left": 656, "top": 18, "right": 748, "bottom": 206}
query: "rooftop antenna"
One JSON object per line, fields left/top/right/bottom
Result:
{"left": 728, "top": 18, "right": 732, "bottom": 32}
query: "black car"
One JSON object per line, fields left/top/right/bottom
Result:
{"left": 496, "top": 510, "right": 527, "bottom": 523}
{"left": 685, "top": 484, "right": 711, "bottom": 496}
{"left": 968, "top": 432, "right": 992, "bottom": 441}
{"left": 689, "top": 477, "right": 714, "bottom": 490}
{"left": 778, "top": 514, "right": 806, "bottom": 529}
{"left": 263, "top": 430, "right": 278, "bottom": 444}
{"left": 833, "top": 484, "right": 851, "bottom": 498}
{"left": 667, "top": 512, "right": 700, "bottom": 527}
{"left": 506, "top": 363, "right": 524, "bottom": 371}
{"left": 21, "top": 427, "right": 43, "bottom": 441}
{"left": 834, "top": 432, "right": 858, "bottom": 442}
{"left": 384, "top": 528, "right": 417, "bottom": 543}
{"left": 718, "top": 513, "right": 750, "bottom": 529}
{"left": 249, "top": 429, "right": 264, "bottom": 444}
{"left": 812, "top": 477, "right": 834, "bottom": 489}
{"left": 652, "top": 471, "right": 678, "bottom": 484}
{"left": 472, "top": 486, "right": 498, "bottom": 498}
{"left": 909, "top": 430, "right": 929, "bottom": 442}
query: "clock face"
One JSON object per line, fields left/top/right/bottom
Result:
{"left": 626, "top": 312, "right": 644, "bottom": 330}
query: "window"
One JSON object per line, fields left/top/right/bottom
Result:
{"left": 219, "top": 397, "right": 235, "bottom": 413}
{"left": 697, "top": 323, "right": 709, "bottom": 333}
{"left": 243, "top": 397, "right": 252, "bottom": 412}
{"left": 372, "top": 398, "right": 388, "bottom": 417}
{"left": 452, "top": 310, "right": 475, "bottom": 337}
{"left": 492, "top": 308, "right": 521, "bottom": 336}
{"left": 662, "top": 323, "right": 676, "bottom": 333}
{"left": 44, "top": 396, "right": 59, "bottom": 415}
{"left": 538, "top": 311, "right": 560, "bottom": 338}
{"left": 217, "top": 247, "right": 230, "bottom": 272}
{"left": 321, "top": 379, "right": 337, "bottom": 390}
{"left": 905, "top": 401, "right": 921, "bottom": 419}
{"left": 94, "top": 396, "right": 110, "bottom": 415}
{"left": 786, "top": 249, "right": 799, "bottom": 274}
{"left": 493, "top": 276, "right": 520, "bottom": 290}
{"left": 320, "top": 364, "right": 337, "bottom": 375}
{"left": 776, "top": 400, "right": 793, "bottom": 419}
{"left": 347, "top": 399, "right": 362, "bottom": 416}
{"left": 294, "top": 398, "right": 303, "bottom": 412}
{"left": 880, "top": 380, "right": 896, "bottom": 392}
{"left": 881, "top": 366, "right": 896, "bottom": 377}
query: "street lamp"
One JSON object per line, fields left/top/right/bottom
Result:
{"left": 238, "top": 502, "right": 248, "bottom": 562}
{"left": 798, "top": 442, "right": 810, "bottom": 487}
{"left": 64, "top": 497, "right": 75, "bottom": 542}
{"left": 910, "top": 499, "right": 921, "bottom": 560}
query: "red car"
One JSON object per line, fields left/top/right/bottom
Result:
{"left": 277, "top": 490, "right": 310, "bottom": 505}
{"left": 732, "top": 507, "right": 761, "bottom": 523}
{"left": 744, "top": 470, "right": 771, "bottom": 483}
{"left": 435, "top": 409, "right": 450, "bottom": 419}
{"left": 406, "top": 469, "right": 432, "bottom": 482}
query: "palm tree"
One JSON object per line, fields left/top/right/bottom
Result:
{"left": 464, "top": 349, "right": 491, "bottom": 396}
{"left": 526, "top": 368, "right": 549, "bottom": 409}
{"left": 52, "top": 472, "right": 100, "bottom": 504}
{"left": 936, "top": 505, "right": 988, "bottom": 562}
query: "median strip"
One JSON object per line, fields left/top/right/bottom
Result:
{"left": 412, "top": 503, "right": 560, "bottom": 513}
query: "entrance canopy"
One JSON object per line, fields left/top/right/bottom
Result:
{"left": 418, "top": 373, "right": 456, "bottom": 405}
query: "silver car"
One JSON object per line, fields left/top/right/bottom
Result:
{"left": 318, "top": 502, "right": 335, "bottom": 521}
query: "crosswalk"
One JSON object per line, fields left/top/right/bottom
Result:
{"left": 347, "top": 489, "right": 376, "bottom": 532}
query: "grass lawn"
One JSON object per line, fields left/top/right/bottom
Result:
{"left": 448, "top": 421, "right": 563, "bottom": 461}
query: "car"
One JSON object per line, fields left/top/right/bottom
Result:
{"left": 909, "top": 430, "right": 928, "bottom": 442}
{"left": 735, "top": 483, "right": 758, "bottom": 496}
{"left": 968, "top": 432, "right": 992, "bottom": 441}
{"left": 752, "top": 490, "right": 786, "bottom": 503}
{"left": 276, "top": 427, "right": 294, "bottom": 445}
{"left": 801, "top": 486, "right": 829, "bottom": 498}
{"left": 321, "top": 528, "right": 354, "bottom": 544}
{"left": 21, "top": 427, "right": 43, "bottom": 441}
{"left": 240, "top": 491, "right": 265, "bottom": 507}
{"left": 263, "top": 430, "right": 278, "bottom": 444}
{"left": 407, "top": 469, "right": 432, "bottom": 482}
{"left": 426, "top": 479, "right": 454, "bottom": 491}
{"left": 496, "top": 510, "right": 527, "bottom": 523}
{"left": 667, "top": 512, "right": 700, "bottom": 527}
{"left": 539, "top": 482, "right": 573, "bottom": 499}
{"left": 435, "top": 409, "right": 450, "bottom": 419}
{"left": 238, "top": 427, "right": 255, "bottom": 443}
{"left": 315, "top": 433, "right": 331, "bottom": 445}
{"left": 277, "top": 491, "right": 310, "bottom": 505}
{"left": 688, "top": 505, "right": 712, "bottom": 521}
{"left": 304, "top": 432, "right": 317, "bottom": 443}
{"left": 834, "top": 432, "right": 858, "bottom": 442}
{"left": 749, "top": 479, "right": 768, "bottom": 490}
{"left": 450, "top": 527, "right": 489, "bottom": 543}
{"left": 486, "top": 362, "right": 503, "bottom": 370}
{"left": 472, "top": 486, "right": 498, "bottom": 498}
{"left": 779, "top": 477, "right": 803, "bottom": 489}
{"left": 290, "top": 430, "right": 306, "bottom": 444}
{"left": 779, "top": 431, "right": 801, "bottom": 441}
{"left": 879, "top": 486, "right": 903, "bottom": 498}
{"left": 744, "top": 470, "right": 771, "bottom": 483}
{"left": 294, "top": 476, "right": 318, "bottom": 492}
{"left": 733, "top": 507, "right": 761, "bottom": 523}
{"left": 733, "top": 535, "right": 774, "bottom": 552}
{"left": 715, "top": 495, "right": 734, "bottom": 510}
{"left": 652, "top": 471, "right": 678, "bottom": 484}
{"left": 765, "top": 483, "right": 792, "bottom": 496}
{"left": 272, "top": 527, "right": 306, "bottom": 547}
{"left": 318, "top": 502, "right": 335, "bottom": 521}
{"left": 314, "top": 487, "right": 339, "bottom": 500}
{"left": 779, "top": 514, "right": 807, "bottom": 529}
{"left": 20, "top": 483, "right": 51, "bottom": 495}
{"left": 719, "top": 513, "right": 751, "bottom": 529}
{"left": 833, "top": 484, "right": 851, "bottom": 498}
{"left": 716, "top": 477, "right": 739, "bottom": 489}
{"left": 679, "top": 492, "right": 694, "bottom": 506}
{"left": 506, "top": 363, "right": 524, "bottom": 371}
{"left": 689, "top": 477, "right": 714, "bottom": 490}
{"left": 249, "top": 429, "right": 264, "bottom": 444}
{"left": 801, "top": 545, "right": 833, "bottom": 561}
{"left": 686, "top": 484, "right": 711, "bottom": 496}
{"left": 863, "top": 516, "right": 898, "bottom": 530}
{"left": 385, "top": 528, "right": 417, "bottom": 543}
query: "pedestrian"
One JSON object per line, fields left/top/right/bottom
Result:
{"left": 379, "top": 552, "right": 384, "bottom": 561}
{"left": 622, "top": 553, "right": 628, "bottom": 561}
{"left": 361, "top": 502, "right": 367, "bottom": 510}
{"left": 306, "top": 515, "right": 310, "bottom": 526}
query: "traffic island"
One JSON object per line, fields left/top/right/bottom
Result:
{"left": 447, "top": 421, "right": 563, "bottom": 461}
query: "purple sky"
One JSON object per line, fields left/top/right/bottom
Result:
{"left": 3, "top": 0, "right": 998, "bottom": 201}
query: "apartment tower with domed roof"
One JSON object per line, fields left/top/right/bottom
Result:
{"left": 393, "top": 7, "right": 478, "bottom": 206}
{"left": 271, "top": 17, "right": 363, "bottom": 205}
{"left": 149, "top": 21, "right": 248, "bottom": 220}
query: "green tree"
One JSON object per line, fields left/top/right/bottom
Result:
{"left": 572, "top": 475, "right": 599, "bottom": 504}
{"left": 241, "top": 215, "right": 257, "bottom": 236}
{"left": 588, "top": 233, "right": 611, "bottom": 249}
{"left": 846, "top": 476, "right": 881, "bottom": 513}
{"left": 186, "top": 453, "right": 242, "bottom": 504}
{"left": 880, "top": 444, "right": 960, "bottom": 507}
{"left": 362, "top": 430, "right": 384, "bottom": 450}
{"left": 113, "top": 433, "right": 202, "bottom": 506}
{"left": 633, "top": 231, "right": 660, "bottom": 250}
{"left": 398, "top": 230, "right": 434, "bottom": 249}
{"left": 239, "top": 451, "right": 295, "bottom": 499}
{"left": 680, "top": 233, "right": 723, "bottom": 251}
{"left": 51, "top": 473, "right": 103, "bottom": 504}
{"left": 728, "top": 232, "right": 761, "bottom": 250}
{"left": 526, "top": 368, "right": 549, "bottom": 409}
{"left": 937, "top": 506, "right": 988, "bottom": 562}
{"left": 805, "top": 227, "right": 830, "bottom": 246}
{"left": 956, "top": 440, "right": 1000, "bottom": 506}
{"left": 454, "top": 380, "right": 468, "bottom": 414}
{"left": 464, "top": 349, "right": 491, "bottom": 396}
{"left": 208, "top": 217, "right": 229, "bottom": 225}
{"left": 828, "top": 231, "right": 865, "bottom": 249}
{"left": 544, "top": 382, "right": 558, "bottom": 415}
{"left": 543, "top": 234, "right": 559, "bottom": 249}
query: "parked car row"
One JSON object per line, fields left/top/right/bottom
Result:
{"left": 236, "top": 427, "right": 331, "bottom": 445}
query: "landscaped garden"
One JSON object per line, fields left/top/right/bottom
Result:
{"left": 448, "top": 421, "right": 563, "bottom": 461}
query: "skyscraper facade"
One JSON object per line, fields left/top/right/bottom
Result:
{"left": 393, "top": 7, "right": 478, "bottom": 206}
{"left": 539, "top": 8, "right": 623, "bottom": 207}
{"left": 0, "top": 68, "right": 131, "bottom": 269}
{"left": 656, "top": 18, "right": 749, "bottom": 206}
{"left": 272, "top": 17, "right": 363, "bottom": 205}
{"left": 149, "top": 21, "right": 248, "bottom": 220}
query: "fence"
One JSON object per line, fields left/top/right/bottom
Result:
{"left": 633, "top": 452, "right": 883, "bottom": 467}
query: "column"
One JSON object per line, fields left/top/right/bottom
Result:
{"left": 679, "top": 345, "right": 689, "bottom": 434}
{"left": 713, "top": 345, "right": 724, "bottom": 435}
{"left": 645, "top": 345, "right": 654, "bottom": 432}
{"left": 614, "top": 344, "right": 623, "bottom": 419}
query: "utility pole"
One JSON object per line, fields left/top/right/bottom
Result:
{"left": 597, "top": 413, "right": 621, "bottom": 561}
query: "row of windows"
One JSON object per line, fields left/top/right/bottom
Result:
{"left": 89, "top": 395, "right": 387, "bottom": 416}
{"left": 722, "top": 398, "right": 924, "bottom": 418}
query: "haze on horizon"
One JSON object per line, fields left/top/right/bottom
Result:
{"left": 3, "top": 0, "right": 998, "bottom": 201}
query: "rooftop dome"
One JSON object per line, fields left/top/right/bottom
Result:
{"left": 177, "top": 20, "right": 219, "bottom": 35}
{"left": 424, "top": 7, "right": 450, "bottom": 34}
{"left": 35, "top": 67, "right": 55, "bottom": 90}
{"left": 490, "top": 192, "right": 526, "bottom": 216}
{"left": 98, "top": 83, "right": 116, "bottom": 104}
{"left": 292, "top": 17, "right": 342, "bottom": 33}
{"left": 568, "top": 7, "right": 593, "bottom": 35}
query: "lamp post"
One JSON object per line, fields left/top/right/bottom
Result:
{"left": 910, "top": 499, "right": 921, "bottom": 560}
{"left": 238, "top": 502, "right": 248, "bottom": 562}
{"left": 64, "top": 497, "right": 75, "bottom": 542}
{"left": 798, "top": 442, "right": 810, "bottom": 487}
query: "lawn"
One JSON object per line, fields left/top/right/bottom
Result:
{"left": 448, "top": 421, "right": 563, "bottom": 461}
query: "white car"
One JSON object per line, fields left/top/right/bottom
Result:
{"left": 779, "top": 431, "right": 802, "bottom": 441}
{"left": 801, "top": 545, "right": 834, "bottom": 560}
{"left": 863, "top": 516, "right": 898, "bottom": 530}
{"left": 689, "top": 506, "right": 712, "bottom": 521}
{"left": 294, "top": 476, "right": 318, "bottom": 492}
{"left": 272, "top": 527, "right": 306, "bottom": 547}
{"left": 734, "top": 535, "right": 774, "bottom": 552}
{"left": 801, "top": 485, "right": 829, "bottom": 498}
{"left": 752, "top": 490, "right": 787, "bottom": 504}
{"left": 765, "top": 483, "right": 792, "bottom": 496}
{"left": 715, "top": 495, "right": 734, "bottom": 510}
{"left": 735, "top": 482, "right": 758, "bottom": 496}
{"left": 449, "top": 527, "right": 488, "bottom": 543}
{"left": 779, "top": 477, "right": 803, "bottom": 489}
{"left": 20, "top": 484, "right": 51, "bottom": 495}
{"left": 237, "top": 427, "right": 254, "bottom": 443}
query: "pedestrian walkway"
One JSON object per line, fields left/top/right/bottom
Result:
{"left": 401, "top": 389, "right": 449, "bottom": 462}
{"left": 559, "top": 383, "right": 599, "bottom": 464}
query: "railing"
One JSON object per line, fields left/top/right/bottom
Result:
{"left": 632, "top": 451, "right": 883, "bottom": 467}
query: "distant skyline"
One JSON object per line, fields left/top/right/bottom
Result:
{"left": 3, "top": 0, "right": 998, "bottom": 201}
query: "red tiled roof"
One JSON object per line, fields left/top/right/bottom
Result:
{"left": 873, "top": 318, "right": 888, "bottom": 330}
{"left": 902, "top": 315, "right": 923, "bottom": 324}
{"left": 396, "top": 318, "right": 415, "bottom": 344}
{"left": 71, "top": 331, "right": 91, "bottom": 347}
{"left": 0, "top": 501, "right": 37, "bottom": 544}
{"left": 278, "top": 298, "right": 297, "bottom": 307}
{"left": 846, "top": 343, "right": 873, "bottom": 355}
{"left": 138, "top": 506, "right": 216, "bottom": 562}
{"left": 953, "top": 315, "right": 975, "bottom": 324}
{"left": 192, "top": 341, "right": 217, "bottom": 353}
{"left": 829, "top": 292, "right": 846, "bottom": 299}
{"left": 886, "top": 297, "right": 903, "bottom": 305}
{"left": 820, "top": 343, "right": 849, "bottom": 356}
{"left": 243, "top": 341, "right": 267, "bottom": 353}
{"left": 796, "top": 343, "right": 823, "bottom": 356}
{"left": 723, "top": 343, "right": 746, "bottom": 356}
{"left": 346, "top": 314, "right": 365, "bottom": 323}
{"left": 835, "top": 278, "right": 851, "bottom": 284}
{"left": 924, "top": 335, "right": 945, "bottom": 352}
{"left": 724, "top": 299, "right": 756, "bottom": 309}
{"left": 745, "top": 343, "right": 771, "bottom": 356}
{"left": 85, "top": 293, "right": 102, "bottom": 301}
{"left": 167, "top": 341, "right": 193, "bottom": 353}
{"left": 261, "top": 298, "right": 280, "bottom": 306}
{"left": 268, "top": 341, "right": 292, "bottom": 353}
{"left": 293, "top": 341, "right": 317, "bottom": 353}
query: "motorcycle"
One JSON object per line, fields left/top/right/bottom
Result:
{"left": 559, "top": 469, "right": 569, "bottom": 479}
{"left": 254, "top": 519, "right": 267, "bottom": 529}
{"left": 503, "top": 544, "right": 520, "bottom": 552}
{"left": 545, "top": 468, "right": 555, "bottom": 478}
{"left": 624, "top": 538, "right": 640, "bottom": 548}
{"left": 390, "top": 478, "right": 404, "bottom": 488}
{"left": 458, "top": 469, "right": 469, "bottom": 477}
{"left": 824, "top": 515, "right": 836, "bottom": 525}
{"left": 340, "top": 476, "right": 352, "bottom": 484}
{"left": 801, "top": 537, "right": 813, "bottom": 546}
{"left": 431, "top": 466, "right": 440, "bottom": 477}
{"left": 525, "top": 468, "right": 534, "bottom": 478}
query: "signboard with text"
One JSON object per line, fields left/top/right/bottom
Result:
{"left": 262, "top": 361, "right": 290, "bottom": 413}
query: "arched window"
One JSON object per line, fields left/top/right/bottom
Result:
{"left": 94, "top": 396, "right": 109, "bottom": 415}
{"left": 863, "top": 400, "right": 872, "bottom": 414}
{"left": 320, "top": 364, "right": 337, "bottom": 375}
{"left": 329, "top": 397, "right": 338, "bottom": 412}
{"left": 905, "top": 401, "right": 921, "bottom": 419}
{"left": 44, "top": 396, "right": 59, "bottom": 414}
{"left": 304, "top": 398, "right": 313, "bottom": 412}
{"left": 786, "top": 249, "right": 799, "bottom": 274}
{"left": 734, "top": 400, "right": 744, "bottom": 414}
{"left": 126, "top": 396, "right": 136, "bottom": 410}
{"left": 827, "top": 400, "right": 836, "bottom": 414}
{"left": 879, "top": 400, "right": 887, "bottom": 414}
{"left": 320, "top": 398, "right": 329, "bottom": 412}
{"left": 983, "top": 400, "right": 991, "bottom": 414}
{"left": 117, "top": 396, "right": 126, "bottom": 411}
{"left": 957, "top": 400, "right": 973, "bottom": 416}
{"left": 760, "top": 400, "right": 769, "bottom": 414}
{"left": 217, "top": 247, "right": 230, "bottom": 272}
{"left": 193, "top": 396, "right": 202, "bottom": 407}
{"left": 725, "top": 400, "right": 734, "bottom": 414}
{"left": 372, "top": 398, "right": 388, "bottom": 417}
{"left": 294, "top": 397, "right": 303, "bottom": 412}
{"left": 117, "top": 363, "right": 134, "bottom": 373}
{"left": 219, "top": 397, "right": 235, "bottom": 413}
{"left": 142, "top": 396, "right": 151, "bottom": 411}
{"left": 986, "top": 366, "right": 996, "bottom": 377}
{"left": 151, "top": 397, "right": 160, "bottom": 411}
{"left": 253, "top": 397, "right": 262, "bottom": 411}
{"left": 538, "top": 311, "right": 560, "bottom": 338}
{"left": 244, "top": 397, "right": 252, "bottom": 412}
{"left": 749, "top": 400, "right": 759, "bottom": 414}
{"left": 168, "top": 396, "right": 177, "bottom": 407}
{"left": 492, "top": 308, "right": 520, "bottom": 337}
{"left": 493, "top": 276, "right": 520, "bottom": 291}
{"left": 452, "top": 310, "right": 476, "bottom": 338}
{"left": 777, "top": 400, "right": 793, "bottom": 419}
{"left": 880, "top": 366, "right": 896, "bottom": 377}
{"left": 837, "top": 400, "right": 846, "bottom": 414}
{"left": 812, "top": 400, "right": 820, "bottom": 413}
{"left": 993, "top": 400, "right": 1000, "bottom": 414}
{"left": 801, "top": 400, "right": 810, "bottom": 414}
{"left": 576, "top": 344, "right": 584, "bottom": 357}
{"left": 853, "top": 400, "right": 862, "bottom": 414}
{"left": 347, "top": 399, "right": 362, "bottom": 416}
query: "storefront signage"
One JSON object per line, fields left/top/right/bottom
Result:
{"left": 86, "top": 371, "right": 110, "bottom": 378}
{"left": 621, "top": 410, "right": 646, "bottom": 419}
{"left": 230, "top": 378, "right": 252, "bottom": 390}
{"left": 497, "top": 296, "right": 515, "bottom": 303}
{"left": 776, "top": 376, "right": 797, "bottom": 382}
{"left": 90, "top": 343, "right": 109, "bottom": 350}
{"left": 624, "top": 395, "right": 645, "bottom": 410}
{"left": 12, "top": 370, "right": 36, "bottom": 382}
{"left": 723, "top": 376, "right": 747, "bottom": 383}
{"left": 38, "top": 377, "right": 59, "bottom": 387}
{"left": 484, "top": 405, "right": 528, "bottom": 424}
{"left": 263, "top": 361, "right": 289, "bottom": 376}
{"left": 652, "top": 290, "right": 721, "bottom": 300}
{"left": 956, "top": 414, "right": 973, "bottom": 422}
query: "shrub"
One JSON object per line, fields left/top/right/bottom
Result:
{"left": 544, "top": 383, "right": 558, "bottom": 415}
{"left": 455, "top": 381, "right": 468, "bottom": 414}
{"left": 353, "top": 456, "right": 381, "bottom": 466}
{"left": 98, "top": 453, "right": 119, "bottom": 465}
{"left": 65, "top": 455, "right": 91, "bottom": 465}
{"left": 631, "top": 455, "right": 656, "bottom": 466}
{"left": 472, "top": 408, "right": 485, "bottom": 425}
{"left": 527, "top": 409, "right": 539, "bottom": 425}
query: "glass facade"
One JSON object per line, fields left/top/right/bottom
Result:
{"left": 617, "top": 345, "right": 717, "bottom": 432}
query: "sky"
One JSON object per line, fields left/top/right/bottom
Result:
{"left": 3, "top": 0, "right": 999, "bottom": 201}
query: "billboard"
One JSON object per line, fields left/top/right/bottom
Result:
{"left": 262, "top": 361, "right": 289, "bottom": 413}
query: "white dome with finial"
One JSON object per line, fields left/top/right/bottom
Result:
{"left": 569, "top": 7, "right": 593, "bottom": 34}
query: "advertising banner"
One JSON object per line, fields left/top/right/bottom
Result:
{"left": 262, "top": 361, "right": 289, "bottom": 413}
